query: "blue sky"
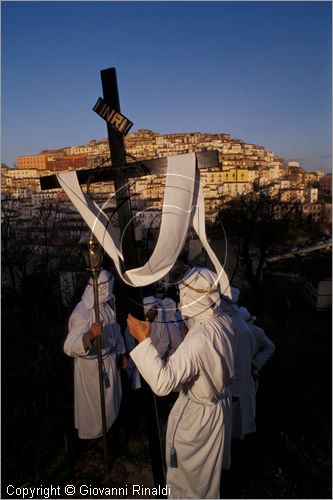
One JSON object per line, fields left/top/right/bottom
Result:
{"left": 2, "top": 1, "right": 332, "bottom": 171}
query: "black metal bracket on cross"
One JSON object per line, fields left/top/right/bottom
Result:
{"left": 39, "top": 67, "right": 218, "bottom": 489}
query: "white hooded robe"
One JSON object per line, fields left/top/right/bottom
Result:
{"left": 64, "top": 270, "right": 125, "bottom": 439}
{"left": 230, "top": 310, "right": 257, "bottom": 440}
{"left": 131, "top": 268, "right": 235, "bottom": 499}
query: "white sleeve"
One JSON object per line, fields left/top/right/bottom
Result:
{"left": 130, "top": 335, "right": 200, "bottom": 396}
{"left": 63, "top": 313, "right": 89, "bottom": 357}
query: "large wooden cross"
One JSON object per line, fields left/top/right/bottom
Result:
{"left": 40, "top": 67, "right": 218, "bottom": 488}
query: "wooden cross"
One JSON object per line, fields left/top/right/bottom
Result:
{"left": 40, "top": 67, "right": 218, "bottom": 488}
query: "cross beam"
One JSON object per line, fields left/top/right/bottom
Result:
{"left": 39, "top": 150, "right": 219, "bottom": 190}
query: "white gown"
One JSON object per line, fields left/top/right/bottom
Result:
{"left": 131, "top": 268, "right": 235, "bottom": 499}
{"left": 64, "top": 270, "right": 125, "bottom": 439}
{"left": 230, "top": 311, "right": 257, "bottom": 440}
{"left": 250, "top": 324, "right": 276, "bottom": 391}
{"left": 124, "top": 326, "right": 142, "bottom": 391}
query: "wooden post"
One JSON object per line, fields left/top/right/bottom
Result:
{"left": 81, "top": 235, "right": 109, "bottom": 477}
{"left": 91, "top": 267, "right": 109, "bottom": 477}
{"left": 100, "top": 67, "right": 166, "bottom": 489}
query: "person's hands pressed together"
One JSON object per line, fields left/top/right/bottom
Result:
{"left": 90, "top": 320, "right": 104, "bottom": 340}
{"left": 127, "top": 314, "right": 151, "bottom": 343}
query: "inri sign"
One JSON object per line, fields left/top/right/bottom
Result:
{"left": 93, "top": 97, "right": 133, "bottom": 135}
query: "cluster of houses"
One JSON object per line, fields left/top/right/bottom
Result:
{"left": 1, "top": 130, "right": 331, "bottom": 311}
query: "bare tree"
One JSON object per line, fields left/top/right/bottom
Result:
{"left": 2, "top": 192, "right": 86, "bottom": 313}
{"left": 217, "top": 191, "right": 303, "bottom": 292}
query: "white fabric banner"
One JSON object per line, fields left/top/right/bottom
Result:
{"left": 57, "top": 152, "right": 231, "bottom": 299}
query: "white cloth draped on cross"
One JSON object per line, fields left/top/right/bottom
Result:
{"left": 57, "top": 152, "right": 231, "bottom": 299}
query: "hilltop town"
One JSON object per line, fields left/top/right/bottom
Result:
{"left": 2, "top": 129, "right": 332, "bottom": 226}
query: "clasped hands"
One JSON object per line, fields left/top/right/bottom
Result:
{"left": 90, "top": 315, "right": 151, "bottom": 344}
{"left": 127, "top": 314, "right": 151, "bottom": 343}
{"left": 89, "top": 320, "right": 104, "bottom": 340}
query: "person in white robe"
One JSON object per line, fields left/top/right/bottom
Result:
{"left": 64, "top": 269, "right": 126, "bottom": 439}
{"left": 124, "top": 325, "right": 142, "bottom": 391}
{"left": 124, "top": 296, "right": 184, "bottom": 390}
{"left": 239, "top": 306, "right": 275, "bottom": 392}
{"left": 161, "top": 297, "right": 183, "bottom": 358}
{"left": 128, "top": 267, "right": 235, "bottom": 499}
{"left": 222, "top": 291, "right": 257, "bottom": 441}
{"left": 146, "top": 296, "right": 171, "bottom": 359}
